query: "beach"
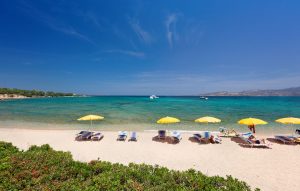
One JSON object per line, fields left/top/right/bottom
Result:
{"left": 2, "top": 0, "right": 300, "bottom": 190}
{"left": 0, "top": 128, "right": 299, "bottom": 191}
{"left": 0, "top": 94, "right": 28, "bottom": 100}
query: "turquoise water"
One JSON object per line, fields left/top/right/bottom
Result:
{"left": 0, "top": 96, "right": 300, "bottom": 132}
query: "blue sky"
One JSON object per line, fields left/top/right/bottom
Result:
{"left": 0, "top": 0, "right": 300, "bottom": 95}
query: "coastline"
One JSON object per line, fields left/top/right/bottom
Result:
{"left": 0, "top": 127, "right": 299, "bottom": 191}
{"left": 0, "top": 94, "right": 28, "bottom": 100}
{"left": 0, "top": 120, "right": 295, "bottom": 136}
{"left": 0, "top": 94, "right": 81, "bottom": 101}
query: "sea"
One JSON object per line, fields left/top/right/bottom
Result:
{"left": 0, "top": 96, "right": 299, "bottom": 134}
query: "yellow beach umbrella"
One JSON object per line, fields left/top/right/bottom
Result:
{"left": 238, "top": 117, "right": 268, "bottom": 125}
{"left": 157, "top": 116, "right": 180, "bottom": 124}
{"left": 275, "top": 117, "right": 300, "bottom": 135}
{"left": 78, "top": 115, "right": 104, "bottom": 121}
{"left": 275, "top": 117, "right": 300, "bottom": 125}
{"left": 77, "top": 114, "right": 104, "bottom": 127}
{"left": 195, "top": 116, "right": 221, "bottom": 123}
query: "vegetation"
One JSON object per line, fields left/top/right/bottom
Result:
{"left": 0, "top": 88, "right": 74, "bottom": 97}
{"left": 0, "top": 141, "right": 258, "bottom": 191}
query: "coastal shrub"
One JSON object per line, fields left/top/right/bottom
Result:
{"left": 0, "top": 141, "right": 258, "bottom": 190}
{"left": 0, "top": 87, "right": 74, "bottom": 97}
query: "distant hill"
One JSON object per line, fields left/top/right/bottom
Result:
{"left": 203, "top": 87, "right": 300, "bottom": 96}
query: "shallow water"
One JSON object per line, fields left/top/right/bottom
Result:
{"left": 0, "top": 96, "right": 299, "bottom": 132}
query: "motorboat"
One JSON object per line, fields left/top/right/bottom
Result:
{"left": 150, "top": 95, "right": 159, "bottom": 99}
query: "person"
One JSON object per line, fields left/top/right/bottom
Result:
{"left": 209, "top": 135, "right": 222, "bottom": 144}
{"left": 209, "top": 135, "right": 216, "bottom": 143}
{"left": 248, "top": 135, "right": 265, "bottom": 144}
{"left": 248, "top": 124, "right": 256, "bottom": 134}
{"left": 219, "top": 127, "right": 237, "bottom": 136}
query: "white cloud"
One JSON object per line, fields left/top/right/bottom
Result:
{"left": 105, "top": 49, "right": 145, "bottom": 58}
{"left": 19, "top": 0, "right": 95, "bottom": 45}
{"left": 112, "top": 72, "right": 300, "bottom": 95}
{"left": 129, "top": 19, "right": 153, "bottom": 44}
{"left": 49, "top": 25, "right": 95, "bottom": 45}
{"left": 165, "top": 13, "right": 178, "bottom": 48}
{"left": 86, "top": 11, "right": 102, "bottom": 31}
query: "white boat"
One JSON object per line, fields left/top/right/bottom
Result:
{"left": 150, "top": 95, "right": 159, "bottom": 99}
{"left": 200, "top": 96, "right": 208, "bottom": 100}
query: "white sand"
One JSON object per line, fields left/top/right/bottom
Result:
{"left": 0, "top": 94, "right": 28, "bottom": 100}
{"left": 0, "top": 128, "right": 299, "bottom": 191}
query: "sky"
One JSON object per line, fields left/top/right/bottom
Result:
{"left": 0, "top": 0, "right": 300, "bottom": 95}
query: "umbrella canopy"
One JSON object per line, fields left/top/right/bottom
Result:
{"left": 238, "top": 117, "right": 267, "bottom": 125}
{"left": 275, "top": 117, "right": 300, "bottom": 125}
{"left": 77, "top": 115, "right": 104, "bottom": 121}
{"left": 195, "top": 116, "right": 221, "bottom": 123}
{"left": 157, "top": 116, "right": 180, "bottom": 124}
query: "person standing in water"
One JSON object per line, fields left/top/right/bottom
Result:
{"left": 248, "top": 124, "right": 256, "bottom": 133}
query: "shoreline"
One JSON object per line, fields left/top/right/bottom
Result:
{"left": 0, "top": 120, "right": 295, "bottom": 136}
{"left": 0, "top": 94, "right": 56, "bottom": 100}
{"left": 0, "top": 94, "right": 28, "bottom": 100}
{"left": 0, "top": 94, "right": 82, "bottom": 101}
{"left": 0, "top": 126, "right": 286, "bottom": 137}
{"left": 0, "top": 128, "right": 299, "bottom": 191}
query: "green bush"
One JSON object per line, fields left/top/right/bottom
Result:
{"left": 0, "top": 141, "right": 258, "bottom": 190}
{"left": 0, "top": 88, "right": 74, "bottom": 97}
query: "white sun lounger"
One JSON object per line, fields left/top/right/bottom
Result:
{"left": 171, "top": 131, "right": 182, "bottom": 142}
{"left": 117, "top": 131, "right": 128, "bottom": 141}
{"left": 91, "top": 132, "right": 104, "bottom": 141}
{"left": 129, "top": 132, "right": 137, "bottom": 141}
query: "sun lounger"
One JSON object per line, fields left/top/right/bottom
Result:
{"left": 158, "top": 130, "right": 166, "bottom": 139}
{"left": 171, "top": 131, "right": 182, "bottom": 143}
{"left": 202, "top": 131, "right": 222, "bottom": 144}
{"left": 117, "top": 131, "right": 128, "bottom": 141}
{"left": 76, "top": 131, "right": 94, "bottom": 141}
{"left": 76, "top": 130, "right": 90, "bottom": 138}
{"left": 193, "top": 132, "right": 211, "bottom": 143}
{"left": 129, "top": 132, "right": 137, "bottom": 141}
{"left": 239, "top": 132, "right": 253, "bottom": 138}
{"left": 77, "top": 130, "right": 90, "bottom": 135}
{"left": 274, "top": 135, "right": 298, "bottom": 144}
{"left": 202, "top": 131, "right": 211, "bottom": 143}
{"left": 239, "top": 134, "right": 270, "bottom": 148}
{"left": 91, "top": 132, "right": 104, "bottom": 141}
{"left": 75, "top": 131, "right": 91, "bottom": 140}
{"left": 82, "top": 131, "right": 94, "bottom": 140}
{"left": 219, "top": 127, "right": 238, "bottom": 137}
{"left": 193, "top": 133, "right": 202, "bottom": 142}
{"left": 239, "top": 137, "right": 271, "bottom": 148}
